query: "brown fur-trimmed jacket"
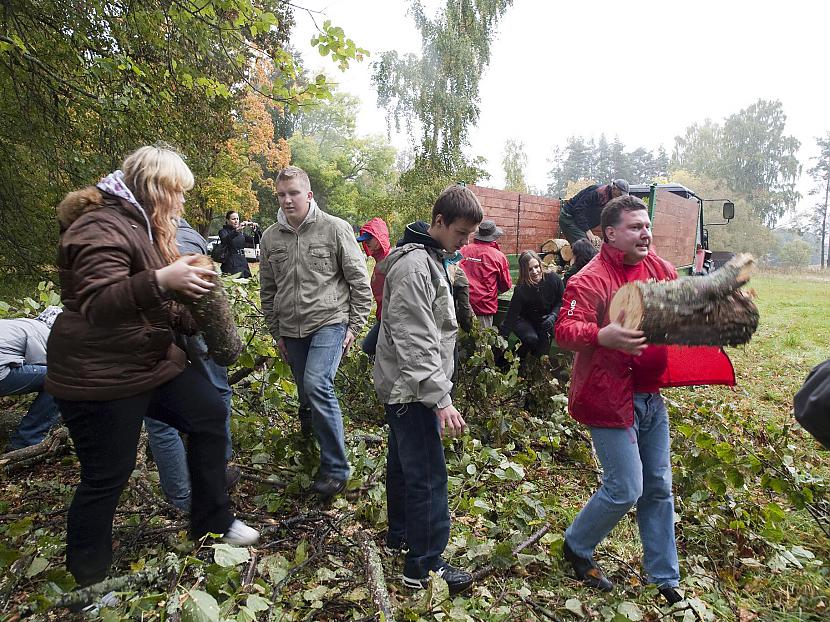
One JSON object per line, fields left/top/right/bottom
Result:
{"left": 45, "top": 187, "right": 190, "bottom": 401}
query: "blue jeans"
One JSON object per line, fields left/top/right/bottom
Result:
{"left": 361, "top": 321, "right": 380, "bottom": 356}
{"left": 284, "top": 323, "right": 350, "bottom": 480}
{"left": 145, "top": 335, "right": 232, "bottom": 510}
{"left": 1, "top": 364, "right": 61, "bottom": 450}
{"left": 385, "top": 401, "right": 450, "bottom": 579}
{"left": 565, "top": 392, "right": 679, "bottom": 588}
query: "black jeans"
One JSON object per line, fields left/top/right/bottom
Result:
{"left": 58, "top": 366, "right": 234, "bottom": 585}
{"left": 385, "top": 402, "right": 450, "bottom": 578}
{"left": 513, "top": 318, "right": 551, "bottom": 359}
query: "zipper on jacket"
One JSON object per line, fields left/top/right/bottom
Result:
{"left": 294, "top": 230, "right": 300, "bottom": 334}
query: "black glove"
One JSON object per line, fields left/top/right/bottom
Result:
{"left": 541, "top": 313, "right": 556, "bottom": 332}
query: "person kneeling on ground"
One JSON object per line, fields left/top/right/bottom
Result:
{"left": 373, "top": 184, "right": 483, "bottom": 596}
{"left": 1, "top": 306, "right": 63, "bottom": 450}
{"left": 499, "top": 250, "right": 563, "bottom": 362}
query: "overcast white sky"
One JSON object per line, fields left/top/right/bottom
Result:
{"left": 292, "top": 0, "right": 829, "bottom": 219}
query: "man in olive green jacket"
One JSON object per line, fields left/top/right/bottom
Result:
{"left": 260, "top": 166, "right": 372, "bottom": 498}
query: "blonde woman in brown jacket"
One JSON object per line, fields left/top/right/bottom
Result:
{"left": 46, "top": 146, "right": 258, "bottom": 592}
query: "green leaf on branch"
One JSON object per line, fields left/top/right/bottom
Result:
{"left": 212, "top": 543, "right": 250, "bottom": 567}
{"left": 182, "top": 589, "right": 220, "bottom": 622}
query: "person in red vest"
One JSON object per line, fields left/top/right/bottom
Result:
{"left": 459, "top": 220, "right": 512, "bottom": 328}
{"left": 357, "top": 218, "right": 391, "bottom": 355}
{"left": 555, "top": 195, "right": 735, "bottom": 604}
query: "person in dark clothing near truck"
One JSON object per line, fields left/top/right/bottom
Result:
{"left": 563, "top": 238, "right": 599, "bottom": 285}
{"left": 219, "top": 210, "right": 259, "bottom": 277}
{"left": 558, "top": 179, "right": 629, "bottom": 244}
{"left": 500, "top": 250, "right": 564, "bottom": 361}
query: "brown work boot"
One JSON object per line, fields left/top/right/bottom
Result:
{"left": 563, "top": 539, "right": 613, "bottom": 592}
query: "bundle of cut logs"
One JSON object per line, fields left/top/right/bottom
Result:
{"left": 608, "top": 253, "right": 759, "bottom": 347}
{"left": 540, "top": 238, "right": 573, "bottom": 270}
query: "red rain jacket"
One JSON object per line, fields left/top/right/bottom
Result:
{"left": 555, "top": 243, "right": 735, "bottom": 428}
{"left": 360, "top": 218, "right": 391, "bottom": 319}
{"left": 459, "top": 240, "right": 512, "bottom": 316}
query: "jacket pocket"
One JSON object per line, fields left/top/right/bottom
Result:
{"left": 267, "top": 247, "right": 289, "bottom": 274}
{"left": 308, "top": 245, "right": 335, "bottom": 274}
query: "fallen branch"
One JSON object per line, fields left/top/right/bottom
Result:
{"left": 355, "top": 531, "right": 394, "bottom": 620}
{"left": 229, "top": 355, "right": 271, "bottom": 385}
{"left": 13, "top": 566, "right": 164, "bottom": 618}
{"left": 472, "top": 523, "right": 552, "bottom": 582}
{"left": 242, "top": 550, "right": 259, "bottom": 592}
{"left": 0, "top": 426, "right": 69, "bottom": 473}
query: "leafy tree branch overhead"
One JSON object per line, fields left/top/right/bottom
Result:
{"left": 0, "top": 0, "right": 366, "bottom": 274}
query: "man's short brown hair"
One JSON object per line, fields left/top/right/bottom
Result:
{"left": 276, "top": 166, "right": 311, "bottom": 191}
{"left": 600, "top": 195, "right": 648, "bottom": 241}
{"left": 432, "top": 185, "right": 484, "bottom": 226}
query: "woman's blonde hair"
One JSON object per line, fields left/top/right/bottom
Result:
{"left": 122, "top": 145, "right": 194, "bottom": 263}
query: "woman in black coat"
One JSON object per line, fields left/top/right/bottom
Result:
{"left": 500, "top": 250, "right": 564, "bottom": 360}
{"left": 218, "top": 210, "right": 259, "bottom": 277}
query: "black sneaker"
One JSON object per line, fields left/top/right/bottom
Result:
{"left": 225, "top": 465, "right": 242, "bottom": 491}
{"left": 659, "top": 586, "right": 683, "bottom": 605}
{"left": 563, "top": 539, "right": 613, "bottom": 592}
{"left": 403, "top": 561, "right": 473, "bottom": 596}
{"left": 311, "top": 476, "right": 347, "bottom": 498}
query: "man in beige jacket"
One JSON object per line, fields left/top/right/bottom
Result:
{"left": 260, "top": 166, "right": 372, "bottom": 498}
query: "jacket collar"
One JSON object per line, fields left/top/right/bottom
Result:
{"left": 277, "top": 199, "right": 320, "bottom": 232}
{"left": 600, "top": 242, "right": 662, "bottom": 272}
{"left": 471, "top": 239, "right": 501, "bottom": 251}
{"left": 96, "top": 170, "right": 154, "bottom": 243}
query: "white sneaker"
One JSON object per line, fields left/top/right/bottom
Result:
{"left": 221, "top": 519, "right": 260, "bottom": 546}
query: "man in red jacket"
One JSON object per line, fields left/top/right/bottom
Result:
{"left": 460, "top": 220, "right": 512, "bottom": 328}
{"left": 555, "top": 195, "right": 735, "bottom": 604}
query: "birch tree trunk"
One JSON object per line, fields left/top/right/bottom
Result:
{"left": 609, "top": 253, "right": 759, "bottom": 347}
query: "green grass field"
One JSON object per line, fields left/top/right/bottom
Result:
{"left": 667, "top": 271, "right": 830, "bottom": 424}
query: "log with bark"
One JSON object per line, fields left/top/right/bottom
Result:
{"left": 180, "top": 255, "right": 244, "bottom": 366}
{"left": 0, "top": 426, "right": 69, "bottom": 474}
{"left": 354, "top": 531, "right": 394, "bottom": 620}
{"left": 609, "top": 253, "right": 759, "bottom": 347}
